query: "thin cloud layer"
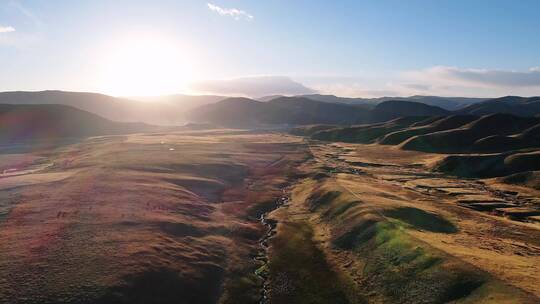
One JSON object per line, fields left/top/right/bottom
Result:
{"left": 394, "top": 66, "right": 540, "bottom": 97}
{"left": 407, "top": 66, "right": 540, "bottom": 87}
{"left": 207, "top": 3, "right": 253, "bottom": 21}
{"left": 0, "top": 26, "right": 15, "bottom": 33}
{"left": 300, "top": 67, "right": 540, "bottom": 98}
{"left": 191, "top": 76, "right": 316, "bottom": 97}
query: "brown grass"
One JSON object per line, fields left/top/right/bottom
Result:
{"left": 0, "top": 131, "right": 307, "bottom": 304}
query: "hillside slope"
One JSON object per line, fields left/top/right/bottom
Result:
{"left": 400, "top": 114, "right": 540, "bottom": 153}
{"left": 295, "top": 94, "right": 486, "bottom": 110}
{"left": 370, "top": 100, "right": 450, "bottom": 122}
{"left": 189, "top": 97, "right": 450, "bottom": 128}
{"left": 0, "top": 104, "right": 152, "bottom": 143}
{"left": 379, "top": 115, "right": 479, "bottom": 145}
{"left": 311, "top": 116, "right": 433, "bottom": 143}
{"left": 458, "top": 96, "right": 540, "bottom": 116}
{"left": 189, "top": 97, "right": 370, "bottom": 127}
{"left": 0, "top": 91, "right": 227, "bottom": 125}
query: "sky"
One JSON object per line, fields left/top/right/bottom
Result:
{"left": 1, "top": 0, "right": 540, "bottom": 98}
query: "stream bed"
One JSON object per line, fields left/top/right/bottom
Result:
{"left": 254, "top": 192, "right": 290, "bottom": 304}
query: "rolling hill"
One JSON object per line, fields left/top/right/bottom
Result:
{"left": 0, "top": 91, "right": 132, "bottom": 121}
{"left": 0, "top": 91, "right": 228, "bottom": 125}
{"left": 310, "top": 116, "right": 433, "bottom": 143}
{"left": 0, "top": 104, "right": 154, "bottom": 143}
{"left": 258, "top": 94, "right": 487, "bottom": 110}
{"left": 432, "top": 150, "right": 540, "bottom": 178}
{"left": 400, "top": 114, "right": 540, "bottom": 153}
{"left": 369, "top": 100, "right": 451, "bottom": 122}
{"left": 301, "top": 112, "right": 540, "bottom": 155}
{"left": 295, "top": 94, "right": 378, "bottom": 109}
{"left": 458, "top": 96, "right": 540, "bottom": 116}
{"left": 189, "top": 97, "right": 450, "bottom": 127}
{"left": 379, "top": 115, "right": 478, "bottom": 145}
{"left": 189, "top": 97, "right": 371, "bottom": 127}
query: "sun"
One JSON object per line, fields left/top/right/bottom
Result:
{"left": 98, "top": 32, "right": 198, "bottom": 96}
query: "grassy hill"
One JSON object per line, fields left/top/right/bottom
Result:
{"left": 400, "top": 114, "right": 540, "bottom": 153}
{"left": 311, "top": 117, "right": 433, "bottom": 143}
{"left": 379, "top": 115, "right": 478, "bottom": 145}
{"left": 189, "top": 97, "right": 450, "bottom": 128}
{"left": 292, "top": 94, "right": 486, "bottom": 110}
{"left": 458, "top": 96, "right": 540, "bottom": 116}
{"left": 369, "top": 100, "right": 451, "bottom": 122}
{"left": 432, "top": 150, "right": 540, "bottom": 178}
{"left": 0, "top": 104, "right": 153, "bottom": 143}
{"left": 189, "top": 97, "right": 371, "bottom": 127}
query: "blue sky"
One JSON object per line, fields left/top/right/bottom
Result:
{"left": 1, "top": 0, "right": 539, "bottom": 97}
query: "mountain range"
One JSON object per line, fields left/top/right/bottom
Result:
{"left": 190, "top": 95, "right": 540, "bottom": 128}
{"left": 259, "top": 94, "right": 487, "bottom": 110}
{"left": 1, "top": 90, "right": 540, "bottom": 129}
{"left": 0, "top": 91, "right": 224, "bottom": 125}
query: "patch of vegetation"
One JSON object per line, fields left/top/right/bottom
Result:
{"left": 357, "top": 221, "right": 486, "bottom": 303}
{"left": 311, "top": 117, "right": 431, "bottom": 144}
{"left": 219, "top": 272, "right": 261, "bottom": 304}
{"left": 296, "top": 181, "right": 499, "bottom": 303}
{"left": 500, "top": 170, "right": 540, "bottom": 190}
{"left": 323, "top": 200, "right": 362, "bottom": 220}
{"left": 97, "top": 266, "right": 224, "bottom": 304}
{"left": 432, "top": 153, "right": 508, "bottom": 178}
{"left": 307, "top": 189, "right": 342, "bottom": 211}
{"left": 333, "top": 218, "right": 380, "bottom": 250}
{"left": 268, "top": 221, "right": 355, "bottom": 304}
{"left": 382, "top": 207, "right": 458, "bottom": 233}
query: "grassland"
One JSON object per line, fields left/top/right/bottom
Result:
{"left": 0, "top": 130, "right": 538, "bottom": 303}
{"left": 0, "top": 131, "right": 307, "bottom": 304}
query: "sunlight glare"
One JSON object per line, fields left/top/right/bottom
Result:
{"left": 98, "top": 32, "right": 198, "bottom": 96}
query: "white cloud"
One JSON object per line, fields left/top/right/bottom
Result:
{"left": 207, "top": 3, "right": 253, "bottom": 21}
{"left": 190, "top": 76, "right": 316, "bottom": 97}
{"left": 0, "top": 26, "right": 15, "bottom": 33}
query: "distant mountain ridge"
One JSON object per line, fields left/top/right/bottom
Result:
{"left": 2, "top": 90, "right": 539, "bottom": 128}
{"left": 189, "top": 96, "right": 454, "bottom": 127}
{"left": 371, "top": 100, "right": 451, "bottom": 122}
{"left": 259, "top": 94, "right": 488, "bottom": 111}
{"left": 191, "top": 94, "right": 540, "bottom": 128}
{"left": 457, "top": 96, "right": 540, "bottom": 116}
{"left": 189, "top": 96, "right": 371, "bottom": 128}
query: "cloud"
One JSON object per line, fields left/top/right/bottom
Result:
{"left": 310, "top": 82, "right": 400, "bottom": 98}
{"left": 405, "top": 66, "right": 540, "bottom": 88}
{"left": 298, "top": 67, "right": 540, "bottom": 98}
{"left": 402, "top": 83, "right": 431, "bottom": 91}
{"left": 0, "top": 26, "right": 15, "bottom": 33}
{"left": 207, "top": 3, "right": 253, "bottom": 21}
{"left": 190, "top": 76, "right": 316, "bottom": 97}
{"left": 396, "top": 66, "right": 540, "bottom": 97}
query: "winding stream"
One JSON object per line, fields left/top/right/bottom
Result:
{"left": 254, "top": 192, "right": 290, "bottom": 304}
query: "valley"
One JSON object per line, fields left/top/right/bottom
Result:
{"left": 3, "top": 1, "right": 539, "bottom": 303}
{"left": 0, "top": 130, "right": 538, "bottom": 303}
